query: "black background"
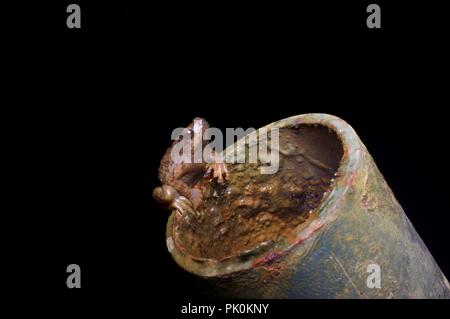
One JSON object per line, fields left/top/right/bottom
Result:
{"left": 2, "top": 0, "right": 449, "bottom": 313}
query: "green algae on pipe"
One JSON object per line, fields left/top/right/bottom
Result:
{"left": 155, "top": 113, "right": 450, "bottom": 299}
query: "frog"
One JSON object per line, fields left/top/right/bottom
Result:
{"left": 153, "top": 117, "right": 228, "bottom": 218}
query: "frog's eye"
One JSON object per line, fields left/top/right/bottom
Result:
{"left": 186, "top": 128, "right": 194, "bottom": 138}
{"left": 176, "top": 129, "right": 193, "bottom": 142}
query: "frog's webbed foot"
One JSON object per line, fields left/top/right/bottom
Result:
{"left": 209, "top": 162, "right": 228, "bottom": 184}
{"left": 153, "top": 185, "right": 200, "bottom": 219}
{"left": 173, "top": 195, "right": 200, "bottom": 218}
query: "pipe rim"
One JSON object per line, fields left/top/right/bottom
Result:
{"left": 165, "top": 113, "right": 363, "bottom": 277}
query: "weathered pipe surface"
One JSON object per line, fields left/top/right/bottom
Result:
{"left": 154, "top": 113, "right": 450, "bottom": 299}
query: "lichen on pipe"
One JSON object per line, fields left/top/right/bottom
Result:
{"left": 153, "top": 113, "right": 450, "bottom": 299}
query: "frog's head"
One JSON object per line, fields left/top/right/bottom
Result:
{"left": 179, "top": 117, "right": 210, "bottom": 146}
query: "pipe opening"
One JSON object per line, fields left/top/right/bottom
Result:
{"left": 174, "top": 124, "right": 344, "bottom": 261}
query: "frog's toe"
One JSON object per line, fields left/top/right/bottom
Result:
{"left": 174, "top": 196, "right": 199, "bottom": 218}
{"left": 212, "top": 162, "right": 228, "bottom": 184}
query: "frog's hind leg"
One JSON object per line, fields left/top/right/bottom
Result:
{"left": 173, "top": 196, "right": 199, "bottom": 218}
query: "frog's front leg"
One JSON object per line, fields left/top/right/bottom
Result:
{"left": 205, "top": 152, "right": 228, "bottom": 184}
{"left": 210, "top": 162, "right": 228, "bottom": 183}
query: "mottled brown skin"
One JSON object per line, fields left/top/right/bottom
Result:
{"left": 153, "top": 117, "right": 228, "bottom": 217}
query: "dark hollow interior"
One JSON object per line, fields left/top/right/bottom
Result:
{"left": 175, "top": 124, "right": 344, "bottom": 260}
